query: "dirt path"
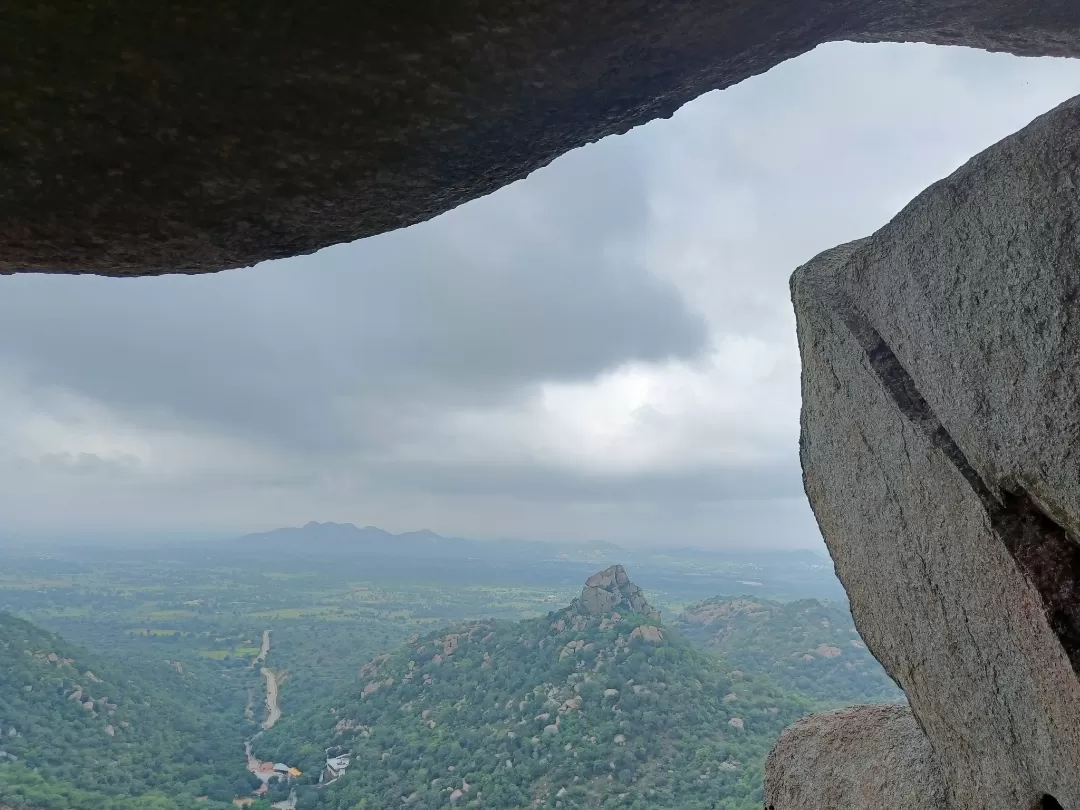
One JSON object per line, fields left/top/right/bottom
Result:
{"left": 254, "top": 630, "right": 271, "bottom": 665}
{"left": 244, "top": 629, "right": 282, "bottom": 785}
{"left": 261, "top": 667, "right": 281, "bottom": 730}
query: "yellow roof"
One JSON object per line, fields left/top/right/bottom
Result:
{"left": 288, "top": 768, "right": 302, "bottom": 776}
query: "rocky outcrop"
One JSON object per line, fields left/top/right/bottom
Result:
{"left": 765, "top": 705, "right": 946, "bottom": 810}
{"left": 790, "top": 95, "right": 1080, "bottom": 808}
{"left": 8, "top": 2, "right": 1080, "bottom": 275}
{"left": 628, "top": 625, "right": 664, "bottom": 644}
{"left": 572, "top": 565, "right": 661, "bottom": 621}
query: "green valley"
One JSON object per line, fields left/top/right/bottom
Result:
{"left": 0, "top": 531, "right": 893, "bottom": 810}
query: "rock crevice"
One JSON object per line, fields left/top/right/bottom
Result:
{"left": 771, "top": 95, "right": 1080, "bottom": 808}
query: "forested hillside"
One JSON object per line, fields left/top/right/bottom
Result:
{"left": 0, "top": 612, "right": 253, "bottom": 809}
{"left": 255, "top": 566, "right": 813, "bottom": 810}
{"left": 672, "top": 596, "right": 901, "bottom": 704}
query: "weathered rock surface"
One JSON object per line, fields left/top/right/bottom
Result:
{"left": 7, "top": 1, "right": 1080, "bottom": 275}
{"left": 572, "top": 565, "right": 661, "bottom": 621}
{"left": 794, "top": 95, "right": 1080, "bottom": 808}
{"left": 764, "top": 704, "right": 946, "bottom": 810}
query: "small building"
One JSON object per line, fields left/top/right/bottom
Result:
{"left": 323, "top": 753, "right": 351, "bottom": 783}
{"left": 273, "top": 763, "right": 290, "bottom": 775}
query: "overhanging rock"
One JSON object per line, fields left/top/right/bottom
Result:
{"left": 793, "top": 95, "right": 1080, "bottom": 808}
{"left": 6, "top": 0, "right": 1080, "bottom": 274}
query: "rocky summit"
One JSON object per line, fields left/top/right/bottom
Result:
{"left": 571, "top": 564, "right": 662, "bottom": 622}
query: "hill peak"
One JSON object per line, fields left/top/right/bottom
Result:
{"left": 571, "top": 564, "right": 661, "bottom": 622}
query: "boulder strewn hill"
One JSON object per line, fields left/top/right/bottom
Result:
{"left": 0, "top": 612, "right": 251, "bottom": 809}
{"left": 255, "top": 566, "right": 812, "bottom": 810}
{"left": 672, "top": 596, "right": 900, "bottom": 705}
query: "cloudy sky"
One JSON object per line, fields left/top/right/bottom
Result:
{"left": 3, "top": 43, "right": 1080, "bottom": 549}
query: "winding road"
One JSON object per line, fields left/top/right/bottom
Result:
{"left": 245, "top": 629, "right": 284, "bottom": 785}
{"left": 261, "top": 667, "right": 281, "bottom": 730}
{"left": 254, "top": 630, "right": 271, "bottom": 665}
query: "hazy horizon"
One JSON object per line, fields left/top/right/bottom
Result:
{"left": 4, "top": 43, "right": 1080, "bottom": 549}
{"left": 0, "top": 518, "right": 833, "bottom": 554}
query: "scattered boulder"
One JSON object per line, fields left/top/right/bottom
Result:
{"left": 727, "top": 718, "right": 744, "bottom": 731}
{"left": 629, "top": 625, "right": 664, "bottom": 644}
{"left": 442, "top": 634, "right": 462, "bottom": 657}
{"left": 559, "top": 697, "right": 582, "bottom": 714}
{"left": 765, "top": 705, "right": 946, "bottom": 810}
{"left": 360, "top": 654, "right": 391, "bottom": 678}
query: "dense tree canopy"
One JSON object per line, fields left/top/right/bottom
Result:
{"left": 0, "top": 612, "right": 252, "bottom": 810}
{"left": 672, "top": 596, "right": 902, "bottom": 705}
{"left": 257, "top": 603, "right": 814, "bottom": 809}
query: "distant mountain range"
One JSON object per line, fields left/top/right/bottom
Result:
{"left": 232, "top": 521, "right": 623, "bottom": 561}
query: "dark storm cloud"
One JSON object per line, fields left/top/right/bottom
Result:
{"left": 0, "top": 134, "right": 707, "bottom": 453}
{"left": 356, "top": 458, "right": 806, "bottom": 503}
